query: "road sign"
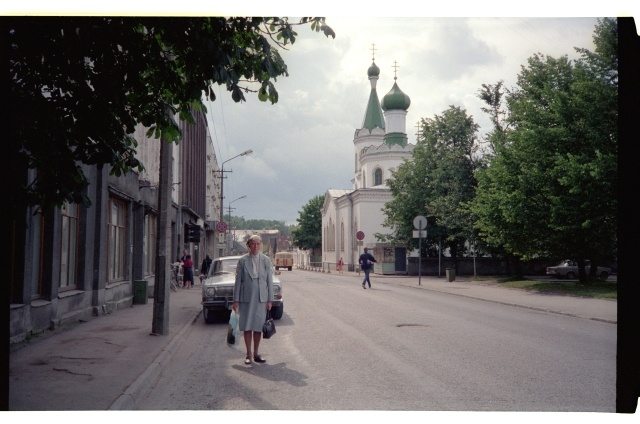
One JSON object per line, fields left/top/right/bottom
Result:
{"left": 216, "top": 221, "right": 228, "bottom": 233}
{"left": 413, "top": 215, "right": 427, "bottom": 230}
{"left": 356, "top": 231, "right": 365, "bottom": 241}
{"left": 413, "top": 215, "right": 428, "bottom": 286}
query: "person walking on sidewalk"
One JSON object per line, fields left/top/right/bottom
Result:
{"left": 182, "top": 255, "right": 194, "bottom": 289}
{"left": 200, "top": 254, "right": 212, "bottom": 283}
{"left": 337, "top": 257, "right": 344, "bottom": 274}
{"left": 232, "top": 235, "right": 274, "bottom": 365}
{"left": 359, "top": 247, "right": 377, "bottom": 289}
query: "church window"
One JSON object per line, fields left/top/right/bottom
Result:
{"left": 374, "top": 168, "right": 383, "bottom": 186}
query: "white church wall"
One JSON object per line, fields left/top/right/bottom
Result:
{"left": 384, "top": 109, "right": 408, "bottom": 134}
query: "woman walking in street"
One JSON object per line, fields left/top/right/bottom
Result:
{"left": 232, "top": 235, "right": 274, "bottom": 365}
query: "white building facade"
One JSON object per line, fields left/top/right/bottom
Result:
{"left": 321, "top": 59, "right": 414, "bottom": 274}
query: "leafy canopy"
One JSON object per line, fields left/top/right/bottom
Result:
{"left": 8, "top": 17, "right": 335, "bottom": 214}
{"left": 471, "top": 18, "right": 617, "bottom": 280}
{"left": 292, "top": 195, "right": 324, "bottom": 251}
{"left": 381, "top": 106, "right": 480, "bottom": 258}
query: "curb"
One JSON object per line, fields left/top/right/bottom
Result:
{"left": 382, "top": 278, "right": 618, "bottom": 324}
{"left": 109, "top": 308, "right": 202, "bottom": 410}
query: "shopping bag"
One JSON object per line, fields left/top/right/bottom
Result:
{"left": 227, "top": 310, "right": 240, "bottom": 345}
{"left": 262, "top": 310, "right": 276, "bottom": 339}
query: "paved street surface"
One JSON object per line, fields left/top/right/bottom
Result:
{"left": 138, "top": 270, "right": 616, "bottom": 412}
{"left": 9, "top": 270, "right": 617, "bottom": 412}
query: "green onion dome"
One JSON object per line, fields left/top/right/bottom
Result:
{"left": 381, "top": 82, "right": 411, "bottom": 111}
{"left": 367, "top": 61, "right": 380, "bottom": 77}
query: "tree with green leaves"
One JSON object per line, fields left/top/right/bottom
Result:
{"left": 7, "top": 17, "right": 335, "bottom": 216}
{"left": 381, "top": 106, "right": 480, "bottom": 265}
{"left": 472, "top": 18, "right": 617, "bottom": 283}
{"left": 291, "top": 195, "right": 323, "bottom": 254}
{"left": 228, "top": 216, "right": 292, "bottom": 235}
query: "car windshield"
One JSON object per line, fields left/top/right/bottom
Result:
{"left": 210, "top": 258, "right": 238, "bottom": 276}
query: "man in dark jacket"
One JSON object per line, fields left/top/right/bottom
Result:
{"left": 200, "top": 254, "right": 213, "bottom": 282}
{"left": 358, "top": 247, "right": 377, "bottom": 289}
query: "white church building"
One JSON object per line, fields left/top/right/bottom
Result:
{"left": 321, "top": 58, "right": 414, "bottom": 274}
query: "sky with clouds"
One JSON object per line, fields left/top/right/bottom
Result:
{"left": 8, "top": 2, "right": 636, "bottom": 226}
{"left": 205, "top": 16, "right": 605, "bottom": 224}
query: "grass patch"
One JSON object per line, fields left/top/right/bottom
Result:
{"left": 497, "top": 277, "right": 617, "bottom": 299}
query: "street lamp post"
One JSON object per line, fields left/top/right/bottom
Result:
{"left": 219, "top": 149, "right": 253, "bottom": 223}
{"left": 227, "top": 195, "right": 246, "bottom": 255}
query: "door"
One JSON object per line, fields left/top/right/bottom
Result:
{"left": 394, "top": 247, "right": 407, "bottom": 273}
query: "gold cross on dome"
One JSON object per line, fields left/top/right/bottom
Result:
{"left": 392, "top": 60, "right": 399, "bottom": 80}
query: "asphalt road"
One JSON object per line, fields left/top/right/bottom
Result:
{"left": 137, "top": 270, "right": 616, "bottom": 412}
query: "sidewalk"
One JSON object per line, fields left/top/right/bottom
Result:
{"left": 331, "top": 268, "right": 617, "bottom": 324}
{"left": 9, "top": 285, "right": 202, "bottom": 411}
{"left": 8, "top": 271, "right": 617, "bottom": 411}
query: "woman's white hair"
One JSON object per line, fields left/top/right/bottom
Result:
{"left": 246, "top": 234, "right": 262, "bottom": 247}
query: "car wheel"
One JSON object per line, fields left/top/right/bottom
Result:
{"left": 566, "top": 272, "right": 576, "bottom": 279}
{"left": 271, "top": 304, "right": 284, "bottom": 320}
{"left": 600, "top": 271, "right": 609, "bottom": 280}
{"left": 204, "top": 308, "right": 216, "bottom": 324}
{"left": 288, "top": 266, "right": 292, "bottom": 271}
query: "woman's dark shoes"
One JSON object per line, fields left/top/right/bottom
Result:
{"left": 253, "top": 355, "right": 267, "bottom": 363}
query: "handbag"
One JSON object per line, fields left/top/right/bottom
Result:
{"left": 262, "top": 310, "right": 276, "bottom": 339}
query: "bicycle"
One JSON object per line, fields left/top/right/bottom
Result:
{"left": 170, "top": 263, "right": 180, "bottom": 292}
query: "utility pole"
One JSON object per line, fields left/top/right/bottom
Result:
{"left": 152, "top": 130, "right": 173, "bottom": 335}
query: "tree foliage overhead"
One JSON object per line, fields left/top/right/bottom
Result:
{"left": 472, "top": 18, "right": 617, "bottom": 281}
{"left": 291, "top": 195, "right": 323, "bottom": 251}
{"left": 8, "top": 17, "right": 335, "bottom": 214}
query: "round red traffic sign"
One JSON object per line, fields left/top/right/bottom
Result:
{"left": 356, "top": 231, "right": 365, "bottom": 241}
{"left": 216, "top": 221, "right": 228, "bottom": 233}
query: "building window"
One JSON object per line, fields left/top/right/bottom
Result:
{"left": 108, "top": 197, "right": 127, "bottom": 282}
{"left": 145, "top": 214, "right": 157, "bottom": 276}
{"left": 374, "top": 168, "right": 383, "bottom": 186}
{"left": 340, "top": 222, "right": 345, "bottom": 252}
{"left": 60, "top": 202, "right": 79, "bottom": 289}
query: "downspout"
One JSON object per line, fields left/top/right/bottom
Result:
{"left": 348, "top": 192, "right": 354, "bottom": 272}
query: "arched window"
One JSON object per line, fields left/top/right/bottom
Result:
{"left": 374, "top": 168, "right": 383, "bottom": 186}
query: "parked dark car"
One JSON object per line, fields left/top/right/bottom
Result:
{"left": 546, "top": 260, "right": 611, "bottom": 280}
{"left": 201, "top": 255, "right": 284, "bottom": 323}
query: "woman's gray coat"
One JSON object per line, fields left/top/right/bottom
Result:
{"left": 233, "top": 253, "right": 274, "bottom": 331}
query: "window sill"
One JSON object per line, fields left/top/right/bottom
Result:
{"left": 106, "top": 280, "right": 129, "bottom": 289}
{"left": 58, "top": 289, "right": 84, "bottom": 299}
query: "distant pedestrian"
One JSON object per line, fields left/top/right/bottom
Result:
{"left": 359, "top": 248, "right": 377, "bottom": 289}
{"left": 182, "top": 255, "right": 194, "bottom": 289}
{"left": 337, "top": 257, "right": 344, "bottom": 274}
{"left": 200, "top": 254, "right": 212, "bottom": 282}
{"left": 180, "top": 249, "right": 188, "bottom": 263}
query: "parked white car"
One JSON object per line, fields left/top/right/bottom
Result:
{"left": 546, "top": 260, "right": 611, "bottom": 280}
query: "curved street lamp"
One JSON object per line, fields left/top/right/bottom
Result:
{"left": 219, "top": 149, "right": 253, "bottom": 223}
